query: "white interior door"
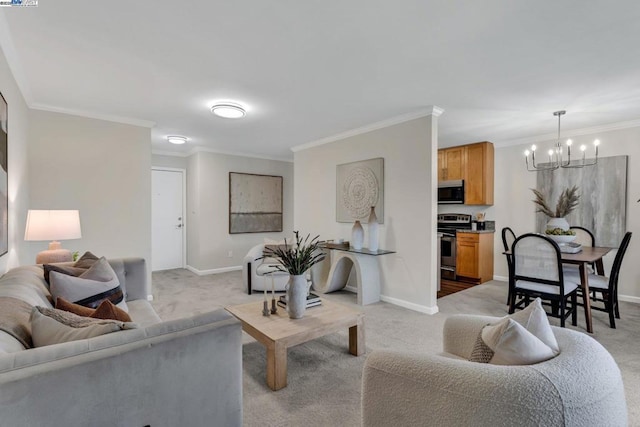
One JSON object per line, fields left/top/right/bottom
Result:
{"left": 152, "top": 168, "right": 185, "bottom": 271}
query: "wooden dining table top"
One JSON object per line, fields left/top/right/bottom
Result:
{"left": 556, "top": 246, "right": 613, "bottom": 264}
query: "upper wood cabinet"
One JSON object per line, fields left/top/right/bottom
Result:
{"left": 438, "top": 146, "right": 466, "bottom": 181}
{"left": 438, "top": 141, "right": 494, "bottom": 205}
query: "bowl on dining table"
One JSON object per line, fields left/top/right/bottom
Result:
{"left": 547, "top": 234, "right": 577, "bottom": 244}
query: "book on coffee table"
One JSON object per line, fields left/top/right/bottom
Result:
{"left": 278, "top": 292, "right": 322, "bottom": 308}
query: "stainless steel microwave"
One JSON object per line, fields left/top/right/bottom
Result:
{"left": 438, "top": 180, "right": 465, "bottom": 204}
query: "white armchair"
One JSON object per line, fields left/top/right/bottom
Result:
{"left": 242, "top": 244, "right": 290, "bottom": 294}
{"left": 361, "top": 314, "right": 627, "bottom": 427}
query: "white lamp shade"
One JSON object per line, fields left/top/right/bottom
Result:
{"left": 24, "top": 210, "right": 82, "bottom": 241}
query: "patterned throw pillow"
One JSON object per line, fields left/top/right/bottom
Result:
{"left": 73, "top": 251, "right": 100, "bottom": 269}
{"left": 43, "top": 264, "right": 87, "bottom": 285}
{"left": 55, "top": 297, "right": 132, "bottom": 322}
{"left": 49, "top": 257, "right": 128, "bottom": 311}
{"left": 30, "top": 306, "right": 136, "bottom": 347}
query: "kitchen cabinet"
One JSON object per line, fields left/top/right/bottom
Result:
{"left": 437, "top": 141, "right": 494, "bottom": 205}
{"left": 438, "top": 146, "right": 465, "bottom": 181}
{"left": 456, "top": 232, "right": 494, "bottom": 284}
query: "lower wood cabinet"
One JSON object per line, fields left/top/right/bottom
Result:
{"left": 456, "top": 232, "right": 494, "bottom": 284}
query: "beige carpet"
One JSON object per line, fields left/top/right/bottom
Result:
{"left": 151, "top": 269, "right": 640, "bottom": 427}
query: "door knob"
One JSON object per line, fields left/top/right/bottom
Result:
{"left": 176, "top": 224, "right": 183, "bottom": 228}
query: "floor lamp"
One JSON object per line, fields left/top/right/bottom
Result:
{"left": 24, "top": 210, "right": 82, "bottom": 264}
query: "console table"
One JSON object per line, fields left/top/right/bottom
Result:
{"left": 311, "top": 244, "right": 395, "bottom": 305}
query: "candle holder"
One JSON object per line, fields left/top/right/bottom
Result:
{"left": 262, "top": 300, "right": 270, "bottom": 316}
{"left": 271, "top": 298, "right": 278, "bottom": 314}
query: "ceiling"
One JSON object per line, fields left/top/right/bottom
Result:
{"left": 2, "top": 1, "right": 640, "bottom": 160}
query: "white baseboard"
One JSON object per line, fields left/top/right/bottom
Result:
{"left": 186, "top": 265, "right": 242, "bottom": 276}
{"left": 618, "top": 294, "right": 640, "bottom": 304}
{"left": 493, "top": 275, "right": 509, "bottom": 282}
{"left": 146, "top": 294, "right": 154, "bottom": 301}
{"left": 342, "top": 285, "right": 438, "bottom": 314}
{"left": 380, "top": 295, "right": 439, "bottom": 314}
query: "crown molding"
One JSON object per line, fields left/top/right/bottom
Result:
{"left": 153, "top": 146, "right": 294, "bottom": 163}
{"left": 0, "top": 10, "right": 34, "bottom": 105}
{"left": 494, "top": 117, "right": 640, "bottom": 148}
{"left": 30, "top": 103, "right": 156, "bottom": 128}
{"left": 291, "top": 106, "right": 445, "bottom": 153}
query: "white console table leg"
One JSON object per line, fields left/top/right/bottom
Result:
{"left": 311, "top": 249, "right": 381, "bottom": 305}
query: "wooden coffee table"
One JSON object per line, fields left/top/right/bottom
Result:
{"left": 225, "top": 298, "right": 365, "bottom": 391}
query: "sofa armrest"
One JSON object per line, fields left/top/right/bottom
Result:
{"left": 442, "top": 314, "right": 500, "bottom": 359}
{"left": 0, "top": 309, "right": 242, "bottom": 427}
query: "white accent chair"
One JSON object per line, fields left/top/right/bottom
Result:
{"left": 361, "top": 314, "right": 627, "bottom": 427}
{"left": 242, "top": 244, "right": 290, "bottom": 294}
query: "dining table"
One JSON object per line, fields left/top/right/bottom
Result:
{"left": 505, "top": 245, "right": 612, "bottom": 333}
{"left": 559, "top": 246, "right": 612, "bottom": 333}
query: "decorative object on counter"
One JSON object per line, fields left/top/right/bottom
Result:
{"left": 367, "top": 207, "right": 379, "bottom": 251}
{"left": 524, "top": 110, "right": 600, "bottom": 171}
{"left": 475, "top": 212, "right": 486, "bottom": 230}
{"left": 352, "top": 220, "right": 364, "bottom": 250}
{"left": 336, "top": 158, "right": 384, "bottom": 223}
{"left": 532, "top": 185, "right": 579, "bottom": 242}
{"left": 262, "top": 231, "right": 326, "bottom": 319}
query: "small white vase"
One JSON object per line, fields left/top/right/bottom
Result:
{"left": 352, "top": 220, "right": 364, "bottom": 250}
{"left": 367, "top": 206, "right": 379, "bottom": 251}
{"left": 286, "top": 274, "right": 309, "bottom": 319}
{"left": 546, "top": 217, "right": 570, "bottom": 231}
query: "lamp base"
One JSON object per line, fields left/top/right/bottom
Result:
{"left": 36, "top": 249, "right": 72, "bottom": 264}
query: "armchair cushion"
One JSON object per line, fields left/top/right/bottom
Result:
{"left": 478, "top": 318, "right": 557, "bottom": 365}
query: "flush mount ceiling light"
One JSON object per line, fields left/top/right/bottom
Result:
{"left": 524, "top": 110, "right": 600, "bottom": 172}
{"left": 210, "top": 102, "right": 246, "bottom": 119}
{"left": 167, "top": 135, "right": 187, "bottom": 145}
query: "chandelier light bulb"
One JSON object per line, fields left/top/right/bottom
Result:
{"left": 531, "top": 144, "right": 537, "bottom": 152}
{"left": 524, "top": 150, "right": 530, "bottom": 156}
{"left": 566, "top": 139, "right": 572, "bottom": 146}
{"left": 548, "top": 149, "right": 554, "bottom": 156}
{"left": 594, "top": 139, "right": 600, "bottom": 146}
{"left": 580, "top": 145, "right": 587, "bottom": 152}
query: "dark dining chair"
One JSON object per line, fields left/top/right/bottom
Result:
{"left": 564, "top": 232, "right": 632, "bottom": 328}
{"left": 509, "top": 233, "right": 579, "bottom": 327}
{"left": 501, "top": 227, "right": 516, "bottom": 304}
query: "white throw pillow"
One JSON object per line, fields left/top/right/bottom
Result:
{"left": 481, "top": 318, "right": 557, "bottom": 365}
{"left": 508, "top": 297, "right": 560, "bottom": 354}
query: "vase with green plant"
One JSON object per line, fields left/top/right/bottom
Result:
{"left": 261, "top": 231, "right": 326, "bottom": 319}
{"left": 531, "top": 185, "right": 580, "bottom": 241}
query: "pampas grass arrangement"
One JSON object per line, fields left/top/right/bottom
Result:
{"left": 531, "top": 185, "right": 580, "bottom": 218}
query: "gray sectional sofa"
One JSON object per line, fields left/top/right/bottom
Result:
{"left": 0, "top": 258, "right": 243, "bottom": 427}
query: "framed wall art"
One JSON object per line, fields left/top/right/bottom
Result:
{"left": 336, "top": 157, "right": 384, "bottom": 223}
{"left": 229, "top": 172, "right": 283, "bottom": 234}
{"left": 0, "top": 92, "right": 7, "bottom": 256}
{"left": 535, "top": 155, "right": 627, "bottom": 247}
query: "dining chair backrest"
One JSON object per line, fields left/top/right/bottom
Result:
{"left": 512, "top": 233, "right": 563, "bottom": 284}
{"left": 570, "top": 226, "right": 595, "bottom": 247}
{"left": 502, "top": 227, "right": 517, "bottom": 252}
{"left": 609, "top": 232, "right": 632, "bottom": 292}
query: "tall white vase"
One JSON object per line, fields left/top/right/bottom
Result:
{"left": 352, "top": 220, "right": 364, "bottom": 250}
{"left": 286, "top": 274, "right": 309, "bottom": 319}
{"left": 367, "top": 206, "right": 379, "bottom": 251}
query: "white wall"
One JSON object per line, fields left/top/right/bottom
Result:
{"left": 186, "top": 151, "right": 294, "bottom": 272}
{"left": 294, "top": 115, "right": 439, "bottom": 313}
{"left": 152, "top": 153, "right": 188, "bottom": 170}
{"left": 0, "top": 42, "right": 30, "bottom": 272}
{"left": 28, "top": 110, "right": 152, "bottom": 291}
{"left": 491, "top": 125, "right": 640, "bottom": 302}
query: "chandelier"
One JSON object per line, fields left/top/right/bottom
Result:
{"left": 525, "top": 110, "right": 600, "bottom": 171}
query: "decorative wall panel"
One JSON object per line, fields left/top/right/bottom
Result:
{"left": 229, "top": 172, "right": 283, "bottom": 234}
{"left": 536, "top": 156, "right": 627, "bottom": 247}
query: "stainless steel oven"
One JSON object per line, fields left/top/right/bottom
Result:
{"left": 440, "top": 232, "right": 457, "bottom": 280}
{"left": 437, "top": 213, "right": 472, "bottom": 281}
